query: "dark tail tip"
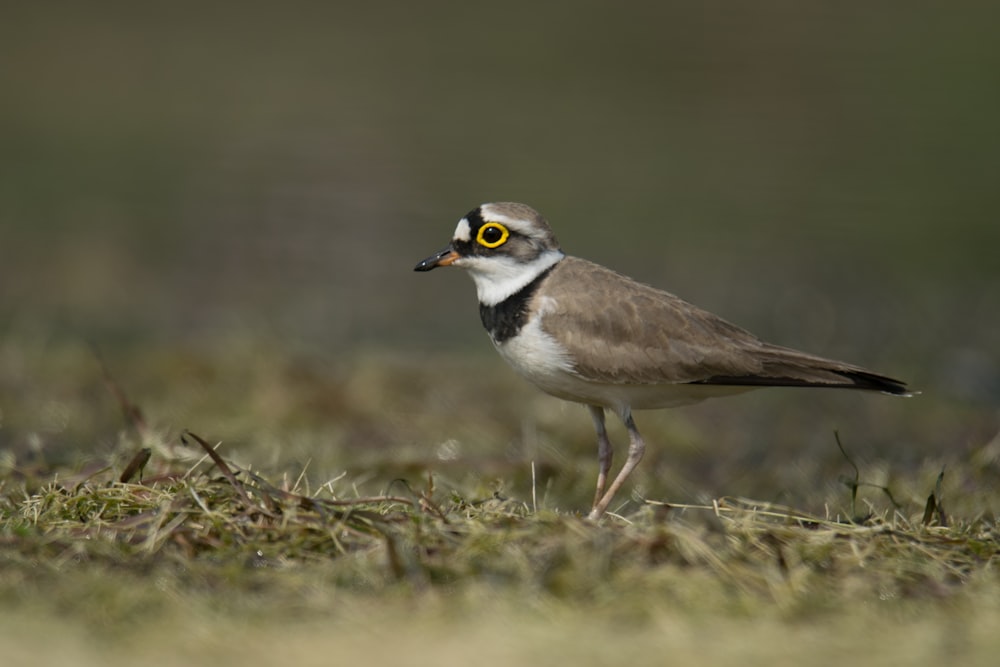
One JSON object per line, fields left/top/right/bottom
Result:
{"left": 692, "top": 369, "right": 916, "bottom": 396}
{"left": 835, "top": 370, "right": 915, "bottom": 397}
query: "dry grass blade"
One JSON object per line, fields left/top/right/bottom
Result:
{"left": 180, "top": 430, "right": 266, "bottom": 515}
{"left": 921, "top": 468, "right": 949, "bottom": 528}
{"left": 233, "top": 464, "right": 415, "bottom": 515}
{"left": 119, "top": 448, "right": 151, "bottom": 483}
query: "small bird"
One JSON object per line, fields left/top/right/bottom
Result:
{"left": 414, "top": 202, "right": 911, "bottom": 520}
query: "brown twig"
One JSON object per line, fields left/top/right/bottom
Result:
{"left": 92, "top": 344, "right": 148, "bottom": 437}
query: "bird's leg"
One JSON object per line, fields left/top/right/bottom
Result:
{"left": 588, "top": 410, "right": 645, "bottom": 521}
{"left": 588, "top": 405, "right": 613, "bottom": 511}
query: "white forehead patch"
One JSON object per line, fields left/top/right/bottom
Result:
{"left": 453, "top": 217, "right": 472, "bottom": 242}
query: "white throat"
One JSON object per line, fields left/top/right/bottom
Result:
{"left": 459, "top": 250, "right": 564, "bottom": 306}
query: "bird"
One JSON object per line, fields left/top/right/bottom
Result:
{"left": 414, "top": 202, "right": 912, "bottom": 520}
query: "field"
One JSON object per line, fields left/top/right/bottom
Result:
{"left": 2, "top": 3, "right": 999, "bottom": 666}
{"left": 2, "top": 340, "right": 998, "bottom": 665}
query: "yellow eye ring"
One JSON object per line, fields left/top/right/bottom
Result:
{"left": 476, "top": 223, "right": 510, "bottom": 248}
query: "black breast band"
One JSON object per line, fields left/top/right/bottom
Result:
{"left": 479, "top": 266, "right": 556, "bottom": 343}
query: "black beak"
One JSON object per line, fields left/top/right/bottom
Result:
{"left": 414, "top": 246, "right": 460, "bottom": 272}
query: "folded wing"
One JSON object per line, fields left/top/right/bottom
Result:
{"left": 539, "top": 257, "right": 910, "bottom": 395}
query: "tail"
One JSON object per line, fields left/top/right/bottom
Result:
{"left": 691, "top": 344, "right": 915, "bottom": 397}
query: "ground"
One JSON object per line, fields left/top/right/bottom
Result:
{"left": 2, "top": 340, "right": 998, "bottom": 667}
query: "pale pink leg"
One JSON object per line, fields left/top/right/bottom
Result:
{"left": 588, "top": 410, "right": 645, "bottom": 520}
{"left": 588, "top": 405, "right": 613, "bottom": 511}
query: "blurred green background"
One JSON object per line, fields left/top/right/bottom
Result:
{"left": 1, "top": 2, "right": 998, "bottom": 501}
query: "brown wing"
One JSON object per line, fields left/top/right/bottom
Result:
{"left": 539, "top": 257, "right": 909, "bottom": 394}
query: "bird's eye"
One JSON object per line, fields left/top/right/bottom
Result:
{"left": 476, "top": 223, "right": 510, "bottom": 248}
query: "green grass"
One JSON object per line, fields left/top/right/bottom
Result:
{"left": 1, "top": 340, "right": 998, "bottom": 666}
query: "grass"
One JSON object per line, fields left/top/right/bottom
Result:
{"left": 1, "top": 339, "right": 998, "bottom": 666}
